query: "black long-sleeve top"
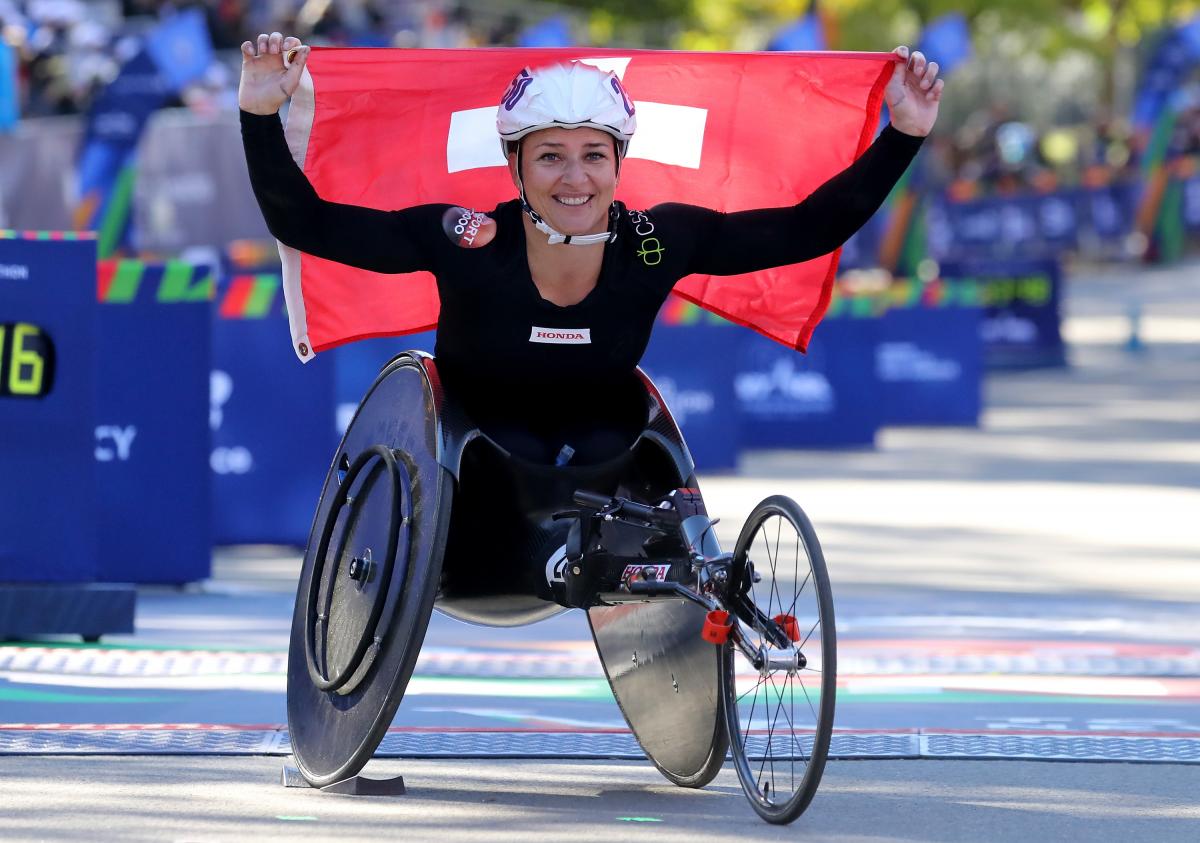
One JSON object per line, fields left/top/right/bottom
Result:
{"left": 241, "top": 110, "right": 922, "bottom": 458}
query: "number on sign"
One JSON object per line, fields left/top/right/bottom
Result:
{"left": 0, "top": 322, "right": 55, "bottom": 398}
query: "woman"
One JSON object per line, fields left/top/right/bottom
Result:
{"left": 240, "top": 33, "right": 943, "bottom": 465}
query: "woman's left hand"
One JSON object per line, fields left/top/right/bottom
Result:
{"left": 885, "top": 46, "right": 944, "bottom": 138}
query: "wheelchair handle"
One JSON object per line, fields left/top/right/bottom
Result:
{"left": 573, "top": 490, "right": 616, "bottom": 510}
{"left": 573, "top": 491, "right": 677, "bottom": 529}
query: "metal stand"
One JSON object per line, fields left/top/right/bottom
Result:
{"left": 281, "top": 763, "right": 406, "bottom": 796}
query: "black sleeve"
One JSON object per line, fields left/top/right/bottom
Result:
{"left": 658, "top": 124, "right": 924, "bottom": 277}
{"left": 240, "top": 110, "right": 442, "bottom": 274}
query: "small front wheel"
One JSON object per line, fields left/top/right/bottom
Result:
{"left": 720, "top": 495, "right": 836, "bottom": 825}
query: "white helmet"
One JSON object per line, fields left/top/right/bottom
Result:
{"left": 496, "top": 62, "right": 637, "bottom": 159}
{"left": 496, "top": 62, "right": 636, "bottom": 246}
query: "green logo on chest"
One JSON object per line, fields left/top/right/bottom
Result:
{"left": 637, "top": 237, "right": 665, "bottom": 266}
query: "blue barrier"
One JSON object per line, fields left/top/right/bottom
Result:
{"left": 0, "top": 234, "right": 98, "bottom": 582}
{"left": 875, "top": 284, "right": 983, "bottom": 426}
{"left": 211, "top": 271, "right": 336, "bottom": 546}
{"left": 940, "top": 258, "right": 1066, "bottom": 369}
{"left": 95, "top": 260, "right": 211, "bottom": 583}
{"left": 641, "top": 321, "right": 739, "bottom": 470}
{"left": 927, "top": 184, "right": 1140, "bottom": 262}
{"left": 736, "top": 315, "right": 882, "bottom": 449}
{"left": 1184, "top": 173, "right": 1200, "bottom": 230}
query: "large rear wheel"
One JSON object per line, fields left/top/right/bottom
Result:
{"left": 287, "top": 358, "right": 452, "bottom": 787}
{"left": 721, "top": 495, "right": 836, "bottom": 824}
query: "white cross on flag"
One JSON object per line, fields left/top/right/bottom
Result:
{"left": 277, "top": 48, "right": 895, "bottom": 359}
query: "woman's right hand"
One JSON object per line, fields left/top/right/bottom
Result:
{"left": 238, "top": 32, "right": 309, "bottom": 115}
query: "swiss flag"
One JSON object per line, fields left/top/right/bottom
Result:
{"left": 278, "top": 48, "right": 895, "bottom": 361}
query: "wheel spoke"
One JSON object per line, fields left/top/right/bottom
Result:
{"left": 737, "top": 671, "right": 770, "bottom": 703}
{"left": 782, "top": 680, "right": 805, "bottom": 764}
{"left": 744, "top": 664, "right": 763, "bottom": 744}
{"left": 792, "top": 532, "right": 800, "bottom": 616}
{"left": 797, "top": 673, "right": 820, "bottom": 725}
{"left": 790, "top": 672, "right": 798, "bottom": 790}
{"left": 757, "top": 669, "right": 786, "bottom": 792}
{"left": 769, "top": 517, "right": 784, "bottom": 619}
{"left": 800, "top": 616, "right": 821, "bottom": 651}
{"left": 785, "top": 568, "right": 812, "bottom": 619}
{"left": 754, "top": 672, "right": 777, "bottom": 784}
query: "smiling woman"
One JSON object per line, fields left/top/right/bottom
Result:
{"left": 496, "top": 62, "right": 636, "bottom": 250}
{"left": 239, "top": 38, "right": 945, "bottom": 821}
{"left": 239, "top": 35, "right": 941, "bottom": 463}
{"left": 518, "top": 130, "right": 619, "bottom": 235}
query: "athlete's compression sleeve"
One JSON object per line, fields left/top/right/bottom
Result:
{"left": 240, "top": 110, "right": 441, "bottom": 274}
{"left": 658, "top": 124, "right": 925, "bottom": 276}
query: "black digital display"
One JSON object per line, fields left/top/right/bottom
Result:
{"left": 0, "top": 322, "right": 55, "bottom": 398}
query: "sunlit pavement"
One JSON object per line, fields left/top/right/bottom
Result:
{"left": 1, "top": 260, "right": 1197, "bottom": 839}
{"left": 0, "top": 756, "right": 1197, "bottom": 841}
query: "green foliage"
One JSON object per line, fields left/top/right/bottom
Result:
{"left": 549, "top": 0, "right": 1198, "bottom": 52}
{"left": 550, "top": 0, "right": 692, "bottom": 23}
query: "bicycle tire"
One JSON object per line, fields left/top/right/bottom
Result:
{"left": 720, "top": 495, "right": 837, "bottom": 824}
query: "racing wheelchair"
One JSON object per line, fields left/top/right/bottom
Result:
{"left": 286, "top": 351, "right": 836, "bottom": 824}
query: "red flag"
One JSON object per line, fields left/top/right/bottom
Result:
{"left": 278, "top": 48, "right": 894, "bottom": 361}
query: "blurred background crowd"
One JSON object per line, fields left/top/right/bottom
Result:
{"left": 2, "top": 1, "right": 1198, "bottom": 590}
{"left": 1, "top": 0, "right": 1199, "bottom": 261}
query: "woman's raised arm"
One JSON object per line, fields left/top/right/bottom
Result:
{"left": 239, "top": 33, "right": 439, "bottom": 274}
{"left": 672, "top": 46, "right": 942, "bottom": 276}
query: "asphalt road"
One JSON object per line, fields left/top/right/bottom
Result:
{"left": 1, "top": 258, "right": 1197, "bottom": 840}
{"left": 2, "top": 756, "right": 1198, "bottom": 841}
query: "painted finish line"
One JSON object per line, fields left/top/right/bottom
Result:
{"left": 3, "top": 641, "right": 1197, "bottom": 678}
{"left": 1, "top": 726, "right": 1198, "bottom": 764}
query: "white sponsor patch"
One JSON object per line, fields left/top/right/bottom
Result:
{"left": 622, "top": 564, "right": 671, "bottom": 582}
{"left": 529, "top": 327, "right": 591, "bottom": 344}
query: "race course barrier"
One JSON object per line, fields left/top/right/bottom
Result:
{"left": 211, "top": 270, "right": 335, "bottom": 546}
{"left": 1, "top": 233, "right": 99, "bottom": 583}
{"left": 0, "top": 233, "right": 135, "bottom": 637}
{"left": 941, "top": 258, "right": 1066, "bottom": 370}
{"left": 96, "top": 259, "right": 212, "bottom": 583}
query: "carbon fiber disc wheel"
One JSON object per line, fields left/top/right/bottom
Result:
{"left": 287, "top": 359, "right": 452, "bottom": 787}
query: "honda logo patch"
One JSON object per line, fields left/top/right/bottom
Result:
{"left": 529, "top": 327, "right": 592, "bottom": 344}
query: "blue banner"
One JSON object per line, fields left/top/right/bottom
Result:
{"left": 1084, "top": 181, "right": 1140, "bottom": 240}
{"left": 0, "top": 39, "right": 16, "bottom": 132}
{"left": 96, "top": 261, "right": 212, "bottom": 583}
{"left": 211, "top": 270, "right": 337, "bottom": 546}
{"left": 0, "top": 236, "right": 98, "bottom": 582}
{"left": 1183, "top": 172, "right": 1200, "bottom": 230}
{"left": 76, "top": 49, "right": 172, "bottom": 254}
{"left": 641, "top": 323, "right": 739, "bottom": 470}
{"left": 736, "top": 316, "right": 882, "bottom": 449}
{"left": 1133, "top": 18, "right": 1200, "bottom": 130}
{"left": 875, "top": 287, "right": 983, "bottom": 426}
{"left": 768, "top": 15, "right": 825, "bottom": 51}
{"left": 918, "top": 13, "right": 972, "bottom": 76}
{"left": 518, "top": 17, "right": 573, "bottom": 48}
{"left": 144, "top": 9, "right": 215, "bottom": 94}
{"left": 927, "top": 185, "right": 1140, "bottom": 261}
{"left": 940, "top": 258, "right": 1066, "bottom": 369}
